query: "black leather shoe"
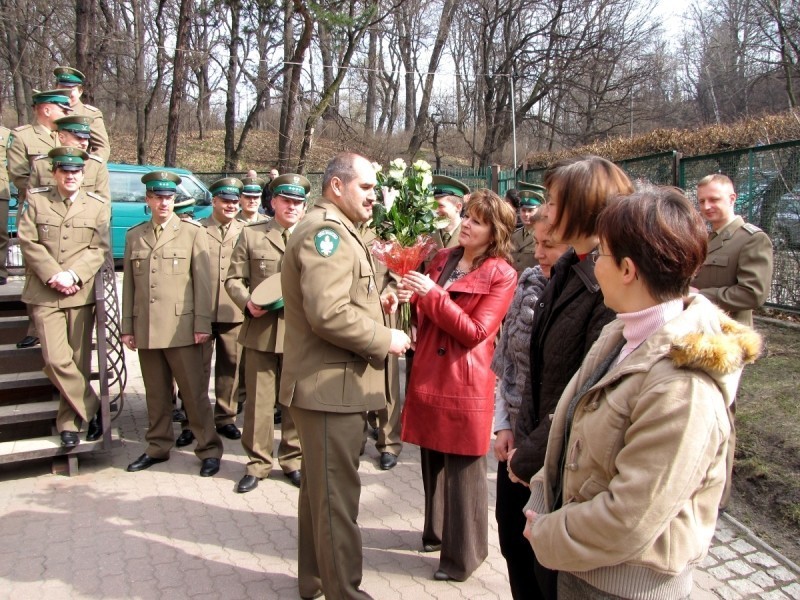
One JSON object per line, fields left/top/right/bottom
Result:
{"left": 379, "top": 452, "right": 398, "bottom": 470}
{"left": 127, "top": 453, "right": 168, "bottom": 472}
{"left": 16, "top": 335, "right": 39, "bottom": 349}
{"left": 0, "top": 276, "right": 7, "bottom": 285}
{"left": 60, "top": 431, "right": 79, "bottom": 448}
{"left": 216, "top": 423, "right": 242, "bottom": 440}
{"left": 235, "top": 474, "right": 260, "bottom": 493}
{"left": 200, "top": 457, "right": 220, "bottom": 477}
{"left": 236, "top": 401, "right": 244, "bottom": 415}
{"left": 422, "top": 543, "right": 442, "bottom": 553}
{"left": 172, "top": 409, "right": 186, "bottom": 422}
{"left": 434, "top": 569, "right": 454, "bottom": 581}
{"left": 85, "top": 414, "right": 103, "bottom": 441}
{"left": 273, "top": 407, "right": 282, "bottom": 425}
{"left": 175, "top": 429, "right": 195, "bottom": 447}
{"left": 286, "top": 470, "right": 301, "bottom": 488}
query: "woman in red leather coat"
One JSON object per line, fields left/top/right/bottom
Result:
{"left": 400, "top": 189, "right": 518, "bottom": 582}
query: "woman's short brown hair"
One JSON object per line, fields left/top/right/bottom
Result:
{"left": 543, "top": 156, "right": 634, "bottom": 241}
{"left": 464, "top": 188, "right": 516, "bottom": 267}
{"left": 597, "top": 185, "right": 708, "bottom": 302}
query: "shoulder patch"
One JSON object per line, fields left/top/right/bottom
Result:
{"left": 742, "top": 223, "right": 762, "bottom": 235}
{"left": 314, "top": 228, "right": 340, "bottom": 257}
{"left": 86, "top": 191, "right": 107, "bottom": 203}
{"left": 324, "top": 210, "right": 342, "bottom": 224}
{"left": 28, "top": 186, "right": 50, "bottom": 194}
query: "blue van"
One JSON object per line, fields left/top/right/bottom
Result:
{"left": 6, "top": 163, "right": 213, "bottom": 260}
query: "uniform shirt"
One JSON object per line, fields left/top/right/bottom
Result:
{"left": 692, "top": 215, "right": 773, "bottom": 326}
{"left": 17, "top": 186, "right": 110, "bottom": 308}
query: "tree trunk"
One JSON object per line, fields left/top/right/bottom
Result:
{"left": 364, "top": 28, "right": 378, "bottom": 133}
{"left": 398, "top": 5, "right": 416, "bottom": 132}
{"left": 223, "top": 0, "right": 241, "bottom": 171}
{"left": 164, "top": 0, "right": 193, "bottom": 166}
{"left": 75, "top": 0, "right": 97, "bottom": 103}
{"left": 139, "top": 0, "right": 168, "bottom": 164}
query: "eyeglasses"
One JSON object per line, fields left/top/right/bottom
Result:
{"left": 590, "top": 251, "right": 613, "bottom": 264}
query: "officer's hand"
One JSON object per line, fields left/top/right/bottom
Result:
{"left": 381, "top": 291, "right": 399, "bottom": 314}
{"left": 122, "top": 334, "right": 137, "bottom": 351}
{"left": 388, "top": 329, "right": 411, "bottom": 356}
{"left": 246, "top": 300, "right": 268, "bottom": 318}
{"left": 194, "top": 332, "right": 211, "bottom": 344}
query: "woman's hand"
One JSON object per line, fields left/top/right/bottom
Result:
{"left": 506, "top": 449, "right": 529, "bottom": 487}
{"left": 401, "top": 271, "right": 434, "bottom": 297}
{"left": 381, "top": 291, "right": 399, "bottom": 314}
{"left": 522, "top": 510, "right": 539, "bottom": 541}
{"left": 494, "top": 429, "right": 515, "bottom": 462}
{"left": 395, "top": 280, "right": 414, "bottom": 303}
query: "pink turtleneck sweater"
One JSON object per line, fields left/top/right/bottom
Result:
{"left": 616, "top": 299, "right": 684, "bottom": 364}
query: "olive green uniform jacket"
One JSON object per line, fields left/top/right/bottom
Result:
{"left": 279, "top": 199, "right": 392, "bottom": 413}
{"left": 692, "top": 216, "right": 773, "bottom": 326}
{"left": 7, "top": 121, "right": 58, "bottom": 200}
{"left": 122, "top": 215, "right": 212, "bottom": 348}
{"left": 71, "top": 101, "right": 110, "bottom": 161}
{"left": 200, "top": 216, "right": 244, "bottom": 323}
{"left": 18, "top": 187, "right": 110, "bottom": 307}
{"left": 510, "top": 226, "right": 538, "bottom": 274}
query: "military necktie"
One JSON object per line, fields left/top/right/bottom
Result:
{"left": 441, "top": 232, "right": 451, "bottom": 247}
{"left": 220, "top": 224, "right": 228, "bottom": 239}
{"left": 154, "top": 225, "right": 162, "bottom": 241}
{"left": 63, "top": 198, "right": 72, "bottom": 210}
{"left": 282, "top": 228, "right": 290, "bottom": 244}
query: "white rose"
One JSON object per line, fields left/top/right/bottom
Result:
{"left": 421, "top": 172, "right": 433, "bottom": 188}
{"left": 389, "top": 158, "right": 407, "bottom": 172}
{"left": 371, "top": 162, "right": 382, "bottom": 173}
{"left": 413, "top": 159, "right": 431, "bottom": 173}
{"left": 382, "top": 187, "right": 399, "bottom": 211}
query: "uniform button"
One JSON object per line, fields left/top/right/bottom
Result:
{"left": 61, "top": 248, "right": 66, "bottom": 252}
{"left": 152, "top": 269, "right": 156, "bottom": 273}
{"left": 65, "top": 224, "right": 70, "bottom": 228}
{"left": 63, "top": 235, "right": 68, "bottom": 239}
{"left": 437, "top": 348, "right": 445, "bottom": 356}
{"left": 151, "top": 284, "right": 156, "bottom": 288}
{"left": 567, "top": 463, "right": 578, "bottom": 471}
{"left": 150, "top": 299, "right": 155, "bottom": 303}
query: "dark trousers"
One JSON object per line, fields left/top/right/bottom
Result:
{"left": 420, "top": 447, "right": 488, "bottom": 581}
{"left": 496, "top": 460, "right": 546, "bottom": 599}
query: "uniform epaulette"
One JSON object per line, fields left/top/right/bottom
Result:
{"left": 28, "top": 186, "right": 49, "bottom": 194}
{"left": 86, "top": 191, "right": 107, "bottom": 203}
{"left": 13, "top": 124, "right": 31, "bottom": 132}
{"left": 82, "top": 104, "right": 100, "bottom": 112}
{"left": 129, "top": 221, "right": 149, "bottom": 230}
{"left": 742, "top": 223, "right": 762, "bottom": 235}
{"left": 88, "top": 154, "right": 104, "bottom": 163}
{"left": 184, "top": 219, "right": 203, "bottom": 227}
{"left": 34, "top": 155, "right": 50, "bottom": 162}
{"left": 323, "top": 211, "right": 342, "bottom": 224}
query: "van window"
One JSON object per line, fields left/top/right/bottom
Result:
{"left": 109, "top": 171, "right": 146, "bottom": 203}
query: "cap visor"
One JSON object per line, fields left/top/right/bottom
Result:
{"left": 72, "top": 132, "right": 91, "bottom": 139}
{"left": 58, "top": 81, "right": 80, "bottom": 88}
{"left": 57, "top": 164, "right": 83, "bottom": 172}
{"left": 276, "top": 192, "right": 306, "bottom": 201}
{"left": 241, "top": 191, "right": 261, "bottom": 197}
{"left": 152, "top": 189, "right": 176, "bottom": 197}
{"left": 216, "top": 193, "right": 240, "bottom": 202}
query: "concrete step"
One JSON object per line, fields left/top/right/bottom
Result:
{"left": 0, "top": 315, "right": 30, "bottom": 345}
{"left": 0, "top": 428, "right": 122, "bottom": 475}
{"left": 0, "top": 343, "right": 45, "bottom": 372}
{"left": 0, "top": 400, "right": 59, "bottom": 425}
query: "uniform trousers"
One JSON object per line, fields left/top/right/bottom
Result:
{"left": 421, "top": 447, "right": 488, "bottom": 581}
{"left": 496, "top": 459, "right": 544, "bottom": 599}
{"left": 366, "top": 353, "right": 402, "bottom": 455}
{"left": 32, "top": 303, "right": 98, "bottom": 433}
{"left": 291, "top": 406, "right": 373, "bottom": 600}
{"left": 138, "top": 344, "right": 223, "bottom": 460}
{"left": 201, "top": 321, "right": 242, "bottom": 427}
{"left": 241, "top": 347, "right": 301, "bottom": 478}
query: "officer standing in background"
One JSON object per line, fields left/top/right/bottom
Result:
{"left": 8, "top": 89, "right": 73, "bottom": 349}
{"left": 279, "top": 153, "right": 410, "bottom": 600}
{"left": 0, "top": 125, "right": 10, "bottom": 285}
{"left": 237, "top": 176, "right": 269, "bottom": 224}
{"left": 53, "top": 67, "right": 110, "bottom": 161}
{"left": 431, "top": 175, "right": 469, "bottom": 250}
{"left": 509, "top": 187, "right": 544, "bottom": 274}
{"left": 17, "top": 147, "right": 110, "bottom": 447}
{"left": 30, "top": 115, "right": 110, "bottom": 201}
{"left": 175, "top": 178, "right": 246, "bottom": 447}
{"left": 225, "top": 173, "right": 310, "bottom": 493}
{"left": 122, "top": 171, "right": 223, "bottom": 477}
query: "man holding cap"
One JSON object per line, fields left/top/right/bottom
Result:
{"left": 175, "top": 178, "right": 246, "bottom": 447}
{"left": 510, "top": 186, "right": 544, "bottom": 274}
{"left": 17, "top": 147, "right": 110, "bottom": 447}
{"left": 53, "top": 67, "right": 110, "bottom": 161}
{"left": 121, "top": 171, "right": 223, "bottom": 476}
{"left": 280, "top": 153, "right": 411, "bottom": 599}
{"left": 237, "top": 176, "right": 269, "bottom": 224}
{"left": 7, "top": 90, "right": 72, "bottom": 203}
{"left": 30, "top": 115, "right": 110, "bottom": 201}
{"left": 225, "top": 173, "right": 310, "bottom": 493}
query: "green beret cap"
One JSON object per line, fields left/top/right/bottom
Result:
{"left": 270, "top": 174, "right": 311, "bottom": 201}
{"left": 241, "top": 177, "right": 267, "bottom": 196}
{"left": 432, "top": 175, "right": 469, "bottom": 198}
{"left": 48, "top": 146, "right": 88, "bottom": 170}
{"left": 142, "top": 171, "right": 182, "bottom": 195}
{"left": 54, "top": 66, "right": 86, "bottom": 86}
{"left": 55, "top": 115, "right": 94, "bottom": 139}
{"left": 210, "top": 177, "right": 244, "bottom": 201}
{"left": 32, "top": 89, "right": 72, "bottom": 109}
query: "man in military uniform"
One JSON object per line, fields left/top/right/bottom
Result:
{"left": 279, "top": 153, "right": 411, "bottom": 600}
{"left": 17, "top": 147, "right": 110, "bottom": 447}
{"left": 237, "top": 176, "right": 269, "bottom": 224}
{"left": 692, "top": 173, "right": 774, "bottom": 325}
{"left": 53, "top": 67, "right": 110, "bottom": 161}
{"left": 175, "top": 178, "right": 246, "bottom": 447}
{"left": 509, "top": 187, "right": 544, "bottom": 274}
{"left": 8, "top": 90, "right": 73, "bottom": 349}
{"left": 225, "top": 173, "right": 310, "bottom": 493}
{"left": 0, "top": 125, "right": 10, "bottom": 285}
{"left": 431, "top": 174, "right": 468, "bottom": 250}
{"left": 691, "top": 173, "right": 774, "bottom": 509}
{"left": 121, "top": 171, "right": 223, "bottom": 476}
{"left": 30, "top": 115, "right": 109, "bottom": 201}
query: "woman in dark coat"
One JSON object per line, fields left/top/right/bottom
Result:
{"left": 400, "top": 189, "right": 517, "bottom": 582}
{"left": 505, "top": 156, "right": 634, "bottom": 599}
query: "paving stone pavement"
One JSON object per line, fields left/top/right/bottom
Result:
{"left": 0, "top": 321, "right": 798, "bottom": 598}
